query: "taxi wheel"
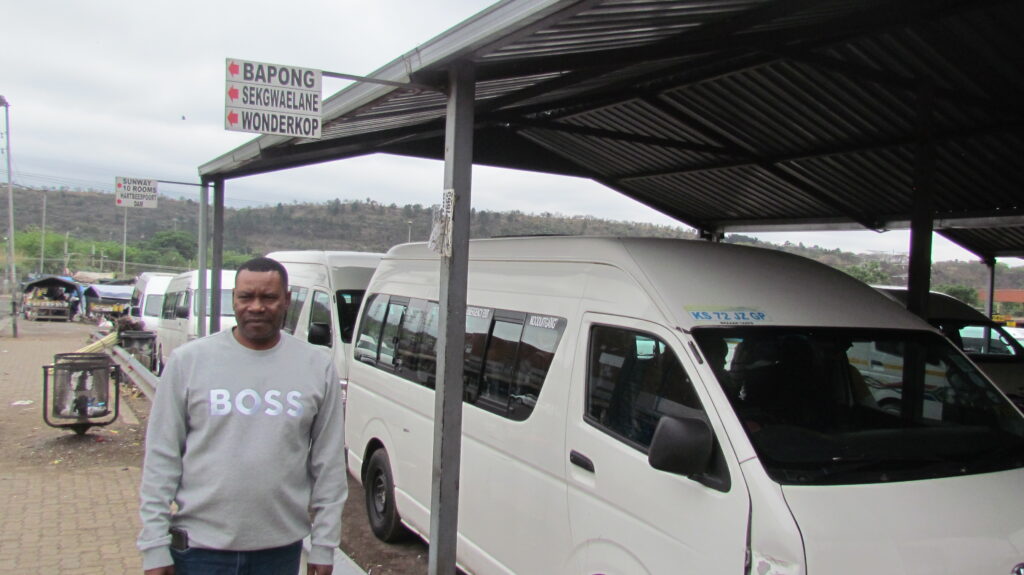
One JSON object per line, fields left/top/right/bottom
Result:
{"left": 365, "top": 448, "right": 408, "bottom": 543}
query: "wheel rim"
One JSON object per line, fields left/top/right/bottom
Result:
{"left": 371, "top": 470, "right": 387, "bottom": 515}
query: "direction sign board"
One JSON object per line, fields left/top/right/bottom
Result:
{"left": 225, "top": 58, "right": 322, "bottom": 139}
{"left": 115, "top": 177, "right": 158, "bottom": 208}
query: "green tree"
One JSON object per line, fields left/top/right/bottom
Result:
{"left": 935, "top": 283, "right": 978, "bottom": 306}
{"left": 143, "top": 231, "right": 197, "bottom": 262}
{"left": 842, "top": 261, "right": 889, "bottom": 284}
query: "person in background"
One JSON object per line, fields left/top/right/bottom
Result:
{"left": 137, "top": 257, "right": 346, "bottom": 575}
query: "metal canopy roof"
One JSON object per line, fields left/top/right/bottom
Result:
{"left": 200, "top": 0, "right": 1024, "bottom": 261}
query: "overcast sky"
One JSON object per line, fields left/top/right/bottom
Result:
{"left": 2, "top": 0, "right": 1017, "bottom": 266}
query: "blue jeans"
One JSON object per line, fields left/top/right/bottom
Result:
{"left": 170, "top": 540, "right": 303, "bottom": 575}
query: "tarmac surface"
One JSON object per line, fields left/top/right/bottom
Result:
{"left": 0, "top": 312, "right": 369, "bottom": 574}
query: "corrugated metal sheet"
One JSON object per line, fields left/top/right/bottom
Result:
{"left": 202, "top": 0, "right": 1024, "bottom": 261}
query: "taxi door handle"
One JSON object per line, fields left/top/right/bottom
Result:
{"left": 570, "top": 450, "right": 594, "bottom": 473}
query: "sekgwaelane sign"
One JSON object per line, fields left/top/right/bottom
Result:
{"left": 225, "top": 58, "right": 322, "bottom": 139}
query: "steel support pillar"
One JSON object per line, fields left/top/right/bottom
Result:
{"left": 197, "top": 181, "right": 210, "bottom": 337}
{"left": 210, "top": 179, "right": 225, "bottom": 333}
{"left": 906, "top": 84, "right": 935, "bottom": 319}
{"left": 429, "top": 61, "right": 474, "bottom": 575}
{"left": 984, "top": 257, "right": 996, "bottom": 318}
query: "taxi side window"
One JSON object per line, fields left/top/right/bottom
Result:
{"left": 957, "top": 325, "right": 1017, "bottom": 356}
{"left": 161, "top": 290, "right": 188, "bottom": 320}
{"left": 336, "top": 290, "right": 365, "bottom": 344}
{"left": 586, "top": 325, "right": 705, "bottom": 449}
{"left": 355, "top": 294, "right": 389, "bottom": 363}
{"left": 355, "top": 293, "right": 566, "bottom": 421}
{"left": 160, "top": 290, "right": 180, "bottom": 319}
{"left": 282, "top": 286, "right": 308, "bottom": 335}
{"left": 309, "top": 290, "right": 333, "bottom": 345}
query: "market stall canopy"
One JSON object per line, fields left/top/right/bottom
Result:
{"left": 22, "top": 276, "right": 81, "bottom": 296}
{"left": 83, "top": 284, "right": 134, "bottom": 302}
{"left": 201, "top": 0, "right": 1024, "bottom": 262}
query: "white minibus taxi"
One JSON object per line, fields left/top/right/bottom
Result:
{"left": 156, "top": 269, "right": 236, "bottom": 368}
{"left": 265, "top": 250, "right": 383, "bottom": 386}
{"left": 345, "top": 237, "right": 1024, "bottom": 575}
{"left": 129, "top": 272, "right": 174, "bottom": 331}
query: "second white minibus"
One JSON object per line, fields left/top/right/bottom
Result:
{"left": 129, "top": 272, "right": 174, "bottom": 331}
{"left": 266, "top": 250, "right": 383, "bottom": 386}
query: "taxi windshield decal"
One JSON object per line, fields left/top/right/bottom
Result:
{"left": 685, "top": 306, "right": 769, "bottom": 325}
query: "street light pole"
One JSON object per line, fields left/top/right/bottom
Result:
{"left": 1, "top": 95, "right": 18, "bottom": 337}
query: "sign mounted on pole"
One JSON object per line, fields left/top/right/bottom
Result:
{"left": 115, "top": 177, "right": 158, "bottom": 208}
{"left": 225, "top": 58, "right": 322, "bottom": 139}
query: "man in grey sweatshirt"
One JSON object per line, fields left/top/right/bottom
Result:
{"left": 138, "top": 257, "right": 347, "bottom": 574}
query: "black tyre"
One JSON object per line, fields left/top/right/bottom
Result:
{"left": 364, "top": 448, "right": 409, "bottom": 542}
{"left": 156, "top": 345, "right": 165, "bottom": 376}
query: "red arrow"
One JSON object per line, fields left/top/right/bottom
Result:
{"left": 227, "top": 110, "right": 239, "bottom": 126}
{"left": 228, "top": 61, "right": 240, "bottom": 76}
{"left": 227, "top": 86, "right": 239, "bottom": 101}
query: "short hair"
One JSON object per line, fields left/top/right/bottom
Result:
{"left": 236, "top": 257, "right": 288, "bottom": 290}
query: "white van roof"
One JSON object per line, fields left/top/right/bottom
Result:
{"left": 267, "top": 250, "right": 383, "bottom": 291}
{"left": 266, "top": 250, "right": 383, "bottom": 266}
{"left": 134, "top": 272, "right": 174, "bottom": 293}
{"left": 874, "top": 286, "right": 993, "bottom": 323}
{"left": 169, "top": 269, "right": 236, "bottom": 288}
{"left": 384, "top": 237, "right": 929, "bottom": 331}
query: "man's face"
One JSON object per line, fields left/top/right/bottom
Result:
{"left": 232, "top": 269, "right": 290, "bottom": 349}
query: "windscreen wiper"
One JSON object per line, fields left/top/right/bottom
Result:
{"left": 780, "top": 453, "right": 952, "bottom": 484}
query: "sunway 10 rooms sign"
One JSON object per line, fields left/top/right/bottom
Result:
{"left": 225, "top": 58, "right": 322, "bottom": 139}
{"left": 115, "top": 177, "right": 158, "bottom": 208}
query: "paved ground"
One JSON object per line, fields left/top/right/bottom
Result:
{"left": 0, "top": 312, "right": 376, "bottom": 574}
{"left": 0, "top": 317, "right": 144, "bottom": 574}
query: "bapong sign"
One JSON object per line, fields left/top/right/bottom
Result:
{"left": 115, "top": 177, "right": 158, "bottom": 208}
{"left": 225, "top": 58, "right": 322, "bottom": 139}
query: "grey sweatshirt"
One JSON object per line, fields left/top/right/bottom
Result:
{"left": 137, "top": 329, "right": 347, "bottom": 570}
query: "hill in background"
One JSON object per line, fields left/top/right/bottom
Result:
{"left": 3, "top": 186, "right": 1023, "bottom": 297}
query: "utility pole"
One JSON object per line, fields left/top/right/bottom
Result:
{"left": 1, "top": 95, "right": 17, "bottom": 337}
{"left": 121, "top": 206, "right": 127, "bottom": 276}
{"left": 39, "top": 189, "right": 46, "bottom": 275}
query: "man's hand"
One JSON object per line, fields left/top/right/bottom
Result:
{"left": 307, "top": 563, "right": 334, "bottom": 575}
{"left": 144, "top": 567, "right": 174, "bottom": 575}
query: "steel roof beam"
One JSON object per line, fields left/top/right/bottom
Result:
{"left": 500, "top": 118, "right": 734, "bottom": 155}
{"left": 465, "top": 0, "right": 826, "bottom": 82}
{"left": 707, "top": 212, "right": 1024, "bottom": 233}
{"left": 634, "top": 95, "right": 883, "bottom": 230}
{"left": 614, "top": 119, "right": 1024, "bottom": 182}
